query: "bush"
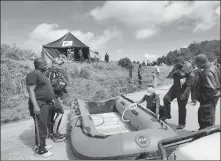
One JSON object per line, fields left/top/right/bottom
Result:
{"left": 118, "top": 57, "right": 133, "bottom": 69}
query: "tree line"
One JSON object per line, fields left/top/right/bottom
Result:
{"left": 156, "top": 40, "right": 220, "bottom": 65}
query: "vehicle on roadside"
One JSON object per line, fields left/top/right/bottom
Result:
{"left": 158, "top": 125, "right": 220, "bottom": 160}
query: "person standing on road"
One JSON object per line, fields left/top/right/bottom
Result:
{"left": 26, "top": 58, "right": 54, "bottom": 158}
{"left": 138, "top": 64, "right": 143, "bottom": 85}
{"left": 162, "top": 61, "right": 194, "bottom": 129}
{"left": 194, "top": 54, "right": 220, "bottom": 130}
{"left": 135, "top": 86, "right": 166, "bottom": 120}
{"left": 152, "top": 64, "right": 160, "bottom": 88}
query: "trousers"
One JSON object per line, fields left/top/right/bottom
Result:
{"left": 31, "top": 102, "right": 50, "bottom": 150}
{"left": 163, "top": 85, "right": 189, "bottom": 125}
{"left": 198, "top": 97, "right": 219, "bottom": 130}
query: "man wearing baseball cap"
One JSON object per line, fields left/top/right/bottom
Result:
{"left": 135, "top": 86, "right": 165, "bottom": 120}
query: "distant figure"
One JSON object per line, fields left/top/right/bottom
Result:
{"left": 70, "top": 48, "right": 75, "bottom": 61}
{"left": 138, "top": 64, "right": 143, "bottom": 85}
{"left": 136, "top": 86, "right": 166, "bottom": 120}
{"left": 105, "top": 53, "right": 109, "bottom": 63}
{"left": 78, "top": 48, "right": 84, "bottom": 63}
{"left": 152, "top": 65, "right": 160, "bottom": 88}
{"left": 67, "top": 48, "right": 72, "bottom": 60}
{"left": 195, "top": 54, "right": 220, "bottom": 130}
{"left": 163, "top": 61, "right": 194, "bottom": 129}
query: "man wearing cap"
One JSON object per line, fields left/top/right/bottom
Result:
{"left": 45, "top": 58, "right": 69, "bottom": 142}
{"left": 135, "top": 86, "right": 165, "bottom": 120}
{"left": 163, "top": 61, "right": 195, "bottom": 129}
{"left": 194, "top": 54, "right": 220, "bottom": 130}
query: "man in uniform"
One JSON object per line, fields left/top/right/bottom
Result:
{"left": 26, "top": 58, "right": 54, "bottom": 157}
{"left": 195, "top": 54, "right": 220, "bottom": 130}
{"left": 163, "top": 61, "right": 195, "bottom": 129}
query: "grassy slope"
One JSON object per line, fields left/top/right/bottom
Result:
{"left": 1, "top": 43, "right": 173, "bottom": 124}
{"left": 1, "top": 60, "right": 172, "bottom": 124}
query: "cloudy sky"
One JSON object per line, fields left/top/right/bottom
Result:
{"left": 1, "top": 1, "right": 220, "bottom": 61}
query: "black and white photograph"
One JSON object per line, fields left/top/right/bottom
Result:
{"left": 1, "top": 1, "right": 220, "bottom": 160}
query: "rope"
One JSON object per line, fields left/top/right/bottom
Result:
{"left": 122, "top": 103, "right": 138, "bottom": 122}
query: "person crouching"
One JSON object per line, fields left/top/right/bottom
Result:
{"left": 135, "top": 86, "right": 165, "bottom": 120}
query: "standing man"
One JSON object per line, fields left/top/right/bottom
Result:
{"left": 105, "top": 53, "right": 109, "bottom": 63}
{"left": 26, "top": 58, "right": 54, "bottom": 157}
{"left": 195, "top": 54, "right": 220, "bottom": 130}
{"left": 138, "top": 64, "right": 143, "bottom": 85}
{"left": 70, "top": 48, "right": 75, "bottom": 61}
{"left": 152, "top": 64, "right": 160, "bottom": 88}
{"left": 67, "top": 48, "right": 72, "bottom": 60}
{"left": 163, "top": 61, "right": 194, "bottom": 129}
{"left": 135, "top": 86, "right": 166, "bottom": 120}
{"left": 78, "top": 48, "right": 84, "bottom": 63}
{"left": 45, "top": 58, "right": 69, "bottom": 142}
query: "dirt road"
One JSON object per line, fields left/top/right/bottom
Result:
{"left": 1, "top": 85, "right": 220, "bottom": 160}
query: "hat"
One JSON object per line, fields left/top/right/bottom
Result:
{"left": 146, "top": 86, "right": 155, "bottom": 95}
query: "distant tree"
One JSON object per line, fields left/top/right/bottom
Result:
{"left": 142, "top": 61, "right": 146, "bottom": 66}
{"left": 118, "top": 57, "right": 133, "bottom": 69}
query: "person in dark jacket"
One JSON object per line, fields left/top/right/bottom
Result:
{"left": 162, "top": 61, "right": 195, "bottom": 129}
{"left": 138, "top": 64, "right": 143, "bottom": 85}
{"left": 105, "top": 53, "right": 109, "bottom": 63}
{"left": 26, "top": 58, "right": 54, "bottom": 157}
{"left": 194, "top": 54, "right": 220, "bottom": 130}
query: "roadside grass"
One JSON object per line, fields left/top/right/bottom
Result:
{"left": 1, "top": 45, "right": 172, "bottom": 124}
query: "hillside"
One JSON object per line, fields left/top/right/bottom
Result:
{"left": 157, "top": 40, "right": 220, "bottom": 65}
{"left": 1, "top": 44, "right": 172, "bottom": 124}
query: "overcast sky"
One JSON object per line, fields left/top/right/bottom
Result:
{"left": 1, "top": 1, "right": 220, "bottom": 61}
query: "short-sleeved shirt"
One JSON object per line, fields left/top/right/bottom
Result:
{"left": 142, "top": 94, "right": 160, "bottom": 113}
{"left": 26, "top": 70, "right": 55, "bottom": 102}
{"left": 154, "top": 65, "right": 160, "bottom": 73}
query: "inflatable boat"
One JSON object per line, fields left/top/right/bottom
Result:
{"left": 68, "top": 95, "right": 178, "bottom": 160}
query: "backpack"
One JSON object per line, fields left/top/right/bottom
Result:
{"left": 45, "top": 67, "right": 67, "bottom": 93}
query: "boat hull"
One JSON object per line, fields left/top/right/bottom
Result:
{"left": 69, "top": 95, "right": 177, "bottom": 159}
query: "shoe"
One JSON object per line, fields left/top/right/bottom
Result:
{"left": 161, "top": 115, "right": 171, "bottom": 121}
{"left": 33, "top": 144, "right": 52, "bottom": 152}
{"left": 57, "top": 132, "right": 67, "bottom": 138}
{"left": 50, "top": 133, "right": 66, "bottom": 143}
{"left": 192, "top": 102, "right": 197, "bottom": 106}
{"left": 176, "top": 125, "right": 186, "bottom": 129}
{"left": 35, "top": 149, "right": 53, "bottom": 158}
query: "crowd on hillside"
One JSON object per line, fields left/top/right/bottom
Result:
{"left": 25, "top": 53, "right": 220, "bottom": 158}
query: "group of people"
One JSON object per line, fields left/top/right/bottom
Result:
{"left": 66, "top": 47, "right": 84, "bottom": 63}
{"left": 138, "top": 64, "right": 160, "bottom": 87}
{"left": 136, "top": 54, "right": 220, "bottom": 130}
{"left": 26, "top": 57, "right": 70, "bottom": 157}
{"left": 26, "top": 54, "right": 220, "bottom": 158}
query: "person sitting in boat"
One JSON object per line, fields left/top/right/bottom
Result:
{"left": 135, "top": 86, "right": 164, "bottom": 120}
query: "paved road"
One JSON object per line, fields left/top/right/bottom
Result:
{"left": 1, "top": 85, "right": 220, "bottom": 160}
